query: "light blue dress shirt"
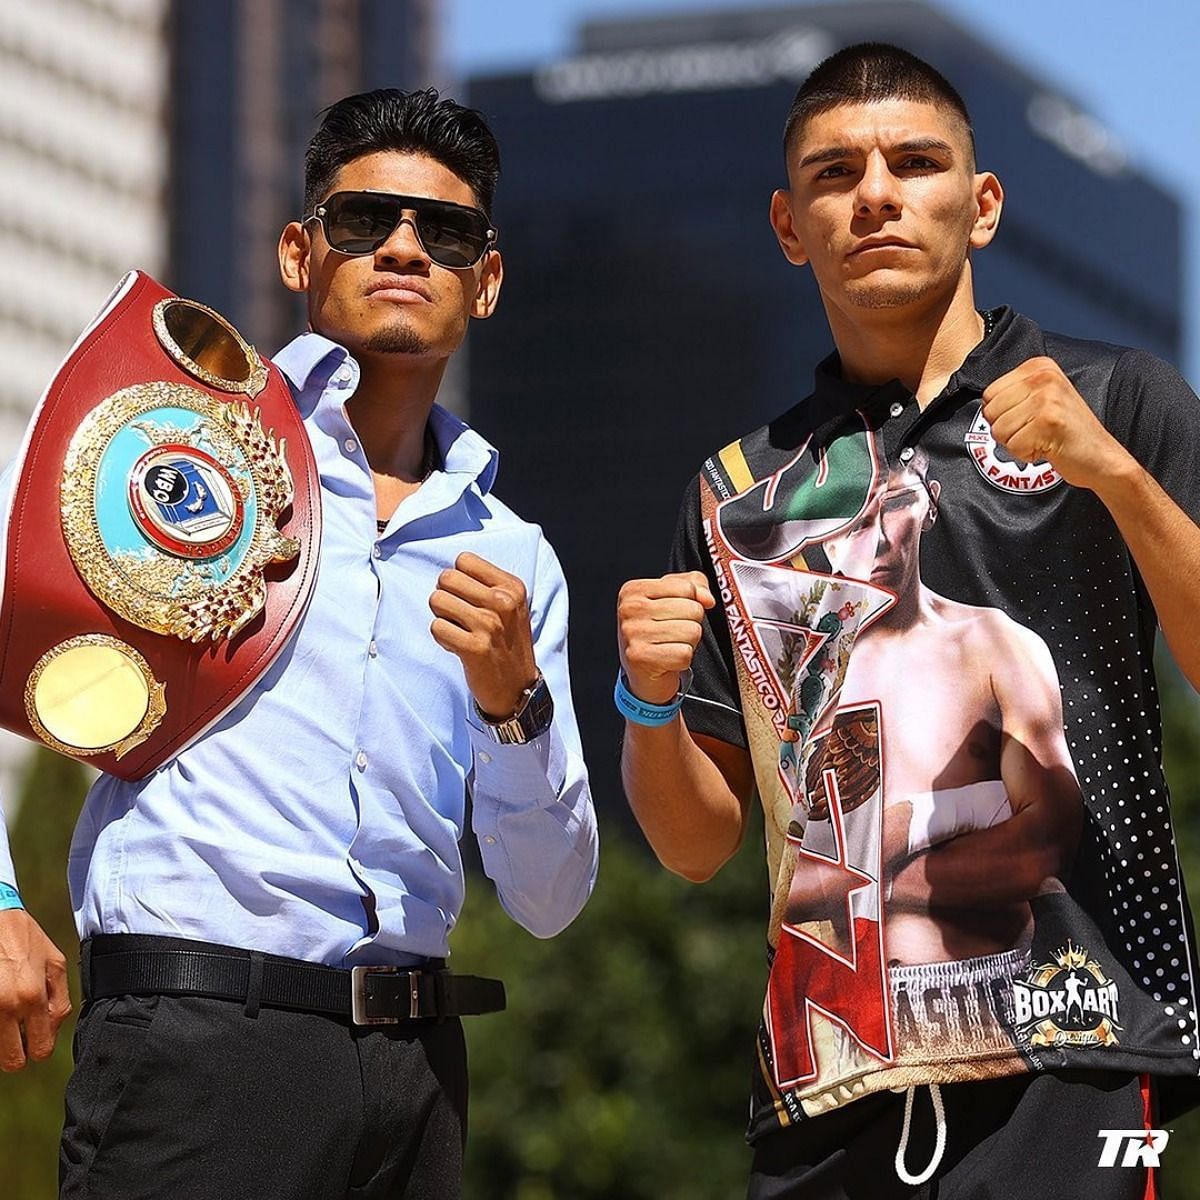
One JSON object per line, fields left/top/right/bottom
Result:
{"left": 0, "top": 332, "right": 598, "bottom": 966}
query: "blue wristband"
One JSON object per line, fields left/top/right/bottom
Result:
{"left": 614, "top": 670, "right": 692, "bottom": 727}
{"left": 0, "top": 883, "right": 23, "bottom": 912}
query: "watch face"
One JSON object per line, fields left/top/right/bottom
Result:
{"left": 484, "top": 675, "right": 554, "bottom": 744}
{"left": 524, "top": 678, "right": 554, "bottom": 735}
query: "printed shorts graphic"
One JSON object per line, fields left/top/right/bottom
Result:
{"left": 1013, "top": 941, "right": 1122, "bottom": 1048}
{"left": 964, "top": 405, "right": 1063, "bottom": 493}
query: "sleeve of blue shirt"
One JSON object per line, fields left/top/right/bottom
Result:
{"left": 0, "top": 460, "right": 19, "bottom": 891}
{"left": 466, "top": 531, "right": 599, "bottom": 938}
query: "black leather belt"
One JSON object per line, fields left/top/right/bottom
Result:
{"left": 82, "top": 934, "right": 505, "bottom": 1025}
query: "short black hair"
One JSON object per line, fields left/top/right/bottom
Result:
{"left": 303, "top": 88, "right": 501, "bottom": 217}
{"left": 783, "top": 43, "right": 974, "bottom": 168}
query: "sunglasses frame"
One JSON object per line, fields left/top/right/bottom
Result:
{"left": 306, "top": 190, "right": 497, "bottom": 267}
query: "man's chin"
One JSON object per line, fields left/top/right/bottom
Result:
{"left": 843, "top": 278, "right": 932, "bottom": 310}
{"left": 362, "top": 327, "right": 433, "bottom": 355}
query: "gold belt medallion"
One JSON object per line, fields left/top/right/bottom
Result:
{"left": 61, "top": 380, "right": 300, "bottom": 643}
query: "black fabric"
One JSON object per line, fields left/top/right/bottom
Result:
{"left": 83, "top": 933, "right": 504, "bottom": 1022}
{"left": 747, "top": 1070, "right": 1155, "bottom": 1199}
{"left": 667, "top": 480, "right": 749, "bottom": 748}
{"left": 60, "top": 993, "right": 468, "bottom": 1200}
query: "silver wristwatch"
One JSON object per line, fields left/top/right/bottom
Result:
{"left": 473, "top": 672, "right": 554, "bottom": 745}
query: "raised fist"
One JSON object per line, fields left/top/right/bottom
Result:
{"left": 617, "top": 571, "right": 715, "bottom": 707}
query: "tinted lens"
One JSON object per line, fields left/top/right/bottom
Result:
{"left": 323, "top": 193, "right": 402, "bottom": 254}
{"left": 320, "top": 193, "right": 491, "bottom": 266}
{"left": 414, "top": 205, "right": 489, "bottom": 267}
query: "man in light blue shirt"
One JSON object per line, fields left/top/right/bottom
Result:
{"left": 0, "top": 89, "right": 597, "bottom": 1199}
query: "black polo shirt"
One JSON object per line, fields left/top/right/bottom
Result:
{"left": 669, "top": 306, "right": 1200, "bottom": 1138}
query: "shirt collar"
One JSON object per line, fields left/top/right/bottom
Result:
{"left": 427, "top": 402, "right": 499, "bottom": 494}
{"left": 806, "top": 305, "right": 1046, "bottom": 418}
{"left": 273, "top": 331, "right": 348, "bottom": 418}
{"left": 947, "top": 306, "right": 1047, "bottom": 394}
{"left": 272, "top": 331, "right": 499, "bottom": 495}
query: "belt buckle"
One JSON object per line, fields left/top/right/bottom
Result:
{"left": 350, "top": 965, "right": 421, "bottom": 1026}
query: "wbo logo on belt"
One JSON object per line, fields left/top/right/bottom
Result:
{"left": 0, "top": 271, "right": 322, "bottom": 779}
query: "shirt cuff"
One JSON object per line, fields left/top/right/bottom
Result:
{"left": 0, "top": 829, "right": 17, "bottom": 890}
{"left": 465, "top": 717, "right": 568, "bottom": 808}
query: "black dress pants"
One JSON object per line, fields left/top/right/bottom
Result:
{"left": 59, "top": 993, "right": 468, "bottom": 1200}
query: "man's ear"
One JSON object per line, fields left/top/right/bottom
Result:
{"left": 279, "top": 221, "right": 311, "bottom": 294}
{"left": 969, "top": 172, "right": 1003, "bottom": 250}
{"left": 471, "top": 248, "right": 503, "bottom": 319}
{"left": 770, "top": 189, "right": 809, "bottom": 267}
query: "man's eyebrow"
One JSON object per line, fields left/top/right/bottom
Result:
{"left": 894, "top": 137, "right": 956, "bottom": 158}
{"left": 796, "top": 145, "right": 858, "bottom": 170}
{"left": 796, "top": 137, "right": 957, "bottom": 171}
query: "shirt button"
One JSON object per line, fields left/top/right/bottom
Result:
{"left": 899, "top": 446, "right": 915, "bottom": 464}
{"left": 343, "top": 437, "right": 358, "bottom": 454}
{"left": 335, "top": 365, "right": 353, "bottom": 385}
{"left": 368, "top": 640, "right": 378, "bottom": 658}
{"left": 483, "top": 836, "right": 496, "bottom": 846}
{"left": 889, "top": 401, "right": 904, "bottom": 418}
{"left": 372, "top": 544, "right": 382, "bottom": 559}
{"left": 478, "top": 751, "right": 492, "bottom": 765}
{"left": 355, "top": 750, "right": 368, "bottom": 770}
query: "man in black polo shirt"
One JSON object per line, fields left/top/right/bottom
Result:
{"left": 616, "top": 43, "right": 1200, "bottom": 1198}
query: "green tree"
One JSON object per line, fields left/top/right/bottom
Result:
{"left": 1157, "top": 654, "right": 1200, "bottom": 1197}
{"left": 456, "top": 815, "right": 768, "bottom": 1200}
{"left": 0, "top": 748, "right": 89, "bottom": 1199}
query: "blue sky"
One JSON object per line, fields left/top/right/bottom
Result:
{"left": 446, "top": 0, "right": 1200, "bottom": 380}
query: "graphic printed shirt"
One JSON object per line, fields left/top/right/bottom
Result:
{"left": 670, "top": 307, "right": 1200, "bottom": 1137}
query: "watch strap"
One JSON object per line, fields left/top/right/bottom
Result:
{"left": 473, "top": 671, "right": 554, "bottom": 745}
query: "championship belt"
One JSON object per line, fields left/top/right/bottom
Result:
{"left": 0, "top": 271, "right": 321, "bottom": 780}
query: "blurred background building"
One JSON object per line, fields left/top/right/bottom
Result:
{"left": 169, "top": 0, "right": 440, "bottom": 353}
{"left": 0, "top": 0, "right": 168, "bottom": 461}
{"left": 0, "top": 0, "right": 169, "bottom": 801}
{"left": 0, "top": 0, "right": 439, "bottom": 807}
{"left": 465, "top": 0, "right": 1185, "bottom": 809}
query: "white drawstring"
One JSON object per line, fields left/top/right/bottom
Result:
{"left": 894, "top": 1083, "right": 947, "bottom": 1187}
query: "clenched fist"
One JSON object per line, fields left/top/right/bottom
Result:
{"left": 0, "top": 909, "right": 71, "bottom": 1072}
{"left": 617, "top": 571, "right": 715, "bottom": 707}
{"left": 981, "top": 357, "right": 1134, "bottom": 491}
{"left": 430, "top": 552, "right": 539, "bottom": 718}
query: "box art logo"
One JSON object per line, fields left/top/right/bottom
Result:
{"left": 1013, "top": 941, "right": 1121, "bottom": 1048}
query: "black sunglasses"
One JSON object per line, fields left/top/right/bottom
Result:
{"left": 306, "top": 190, "right": 496, "bottom": 268}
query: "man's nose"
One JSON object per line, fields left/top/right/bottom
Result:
{"left": 855, "top": 152, "right": 902, "bottom": 220}
{"left": 375, "top": 213, "right": 430, "bottom": 267}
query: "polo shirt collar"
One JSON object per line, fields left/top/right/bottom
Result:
{"left": 806, "top": 306, "right": 1049, "bottom": 421}
{"left": 948, "top": 306, "right": 1047, "bottom": 395}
